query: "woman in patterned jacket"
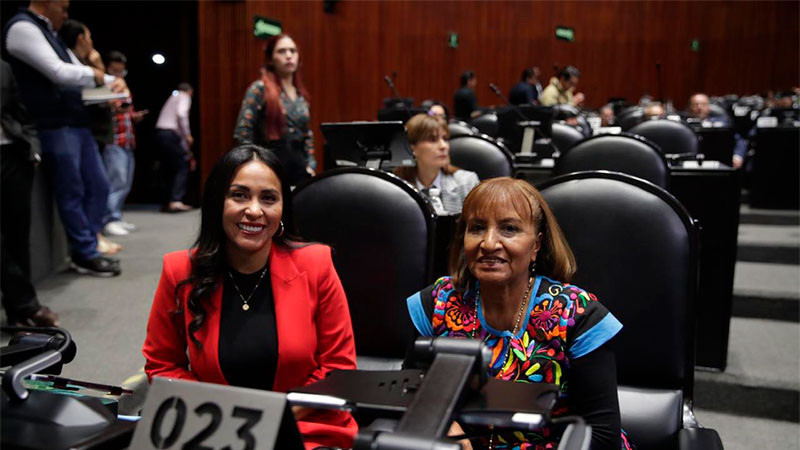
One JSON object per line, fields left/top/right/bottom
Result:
{"left": 234, "top": 33, "right": 315, "bottom": 186}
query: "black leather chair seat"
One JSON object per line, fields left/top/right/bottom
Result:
{"left": 618, "top": 386, "right": 683, "bottom": 450}
{"left": 553, "top": 133, "right": 669, "bottom": 188}
{"left": 448, "top": 135, "right": 514, "bottom": 180}
{"left": 629, "top": 119, "right": 699, "bottom": 156}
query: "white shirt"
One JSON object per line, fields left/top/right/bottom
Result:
{"left": 5, "top": 12, "right": 115, "bottom": 87}
{"left": 156, "top": 90, "right": 192, "bottom": 137}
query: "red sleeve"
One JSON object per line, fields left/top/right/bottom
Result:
{"left": 142, "top": 255, "right": 198, "bottom": 382}
{"left": 308, "top": 247, "right": 356, "bottom": 383}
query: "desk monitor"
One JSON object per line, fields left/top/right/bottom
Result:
{"left": 496, "top": 105, "right": 554, "bottom": 154}
{"left": 321, "top": 121, "right": 414, "bottom": 170}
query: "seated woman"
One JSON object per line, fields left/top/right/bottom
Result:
{"left": 143, "top": 145, "right": 356, "bottom": 449}
{"left": 405, "top": 177, "right": 632, "bottom": 450}
{"left": 395, "top": 114, "right": 479, "bottom": 215}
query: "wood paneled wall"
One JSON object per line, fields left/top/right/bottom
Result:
{"left": 197, "top": 0, "right": 799, "bottom": 178}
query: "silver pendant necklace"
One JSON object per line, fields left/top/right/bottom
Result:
{"left": 227, "top": 265, "right": 268, "bottom": 311}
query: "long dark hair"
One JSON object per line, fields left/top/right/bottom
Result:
{"left": 177, "top": 145, "right": 300, "bottom": 346}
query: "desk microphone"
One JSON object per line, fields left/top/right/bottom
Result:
{"left": 489, "top": 82, "right": 528, "bottom": 121}
{"left": 384, "top": 75, "right": 400, "bottom": 98}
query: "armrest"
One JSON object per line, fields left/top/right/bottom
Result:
{"left": 678, "top": 427, "right": 724, "bottom": 450}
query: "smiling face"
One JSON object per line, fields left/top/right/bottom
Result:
{"left": 464, "top": 195, "right": 542, "bottom": 288}
{"left": 271, "top": 36, "right": 299, "bottom": 78}
{"left": 222, "top": 160, "right": 283, "bottom": 264}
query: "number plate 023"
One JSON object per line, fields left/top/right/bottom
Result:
{"left": 130, "top": 377, "right": 288, "bottom": 450}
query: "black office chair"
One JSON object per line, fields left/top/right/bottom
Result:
{"left": 550, "top": 122, "right": 586, "bottom": 152}
{"left": 539, "top": 171, "right": 722, "bottom": 450}
{"left": 292, "top": 168, "right": 436, "bottom": 362}
{"left": 707, "top": 103, "right": 732, "bottom": 123}
{"left": 448, "top": 120, "right": 478, "bottom": 138}
{"left": 552, "top": 104, "right": 592, "bottom": 137}
{"left": 553, "top": 133, "right": 669, "bottom": 188}
{"left": 469, "top": 112, "right": 499, "bottom": 137}
{"left": 617, "top": 106, "right": 645, "bottom": 131}
{"left": 448, "top": 134, "right": 514, "bottom": 180}
{"left": 629, "top": 119, "right": 699, "bottom": 156}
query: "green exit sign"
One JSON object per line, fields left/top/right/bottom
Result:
{"left": 448, "top": 32, "right": 459, "bottom": 48}
{"left": 254, "top": 16, "right": 281, "bottom": 40}
{"left": 555, "top": 26, "right": 575, "bottom": 42}
{"left": 690, "top": 39, "right": 701, "bottom": 52}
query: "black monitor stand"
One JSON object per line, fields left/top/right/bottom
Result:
{"left": 321, "top": 121, "right": 414, "bottom": 170}
{"left": 289, "top": 338, "right": 563, "bottom": 449}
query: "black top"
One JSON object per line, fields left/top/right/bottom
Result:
{"left": 219, "top": 264, "right": 279, "bottom": 390}
{"left": 509, "top": 81, "right": 537, "bottom": 106}
{"left": 453, "top": 86, "right": 478, "bottom": 121}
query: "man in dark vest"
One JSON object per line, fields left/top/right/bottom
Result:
{"left": 2, "top": 0, "right": 125, "bottom": 276}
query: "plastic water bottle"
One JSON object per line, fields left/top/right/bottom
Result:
{"left": 428, "top": 188, "right": 447, "bottom": 215}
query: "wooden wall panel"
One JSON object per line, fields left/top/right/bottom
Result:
{"left": 198, "top": 0, "right": 799, "bottom": 180}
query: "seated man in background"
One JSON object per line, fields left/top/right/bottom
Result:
{"left": 600, "top": 104, "right": 616, "bottom": 127}
{"left": 643, "top": 102, "right": 665, "bottom": 119}
{"left": 540, "top": 65, "right": 585, "bottom": 107}
{"left": 508, "top": 66, "right": 541, "bottom": 105}
{"left": 687, "top": 93, "right": 748, "bottom": 169}
{"left": 453, "top": 70, "right": 480, "bottom": 121}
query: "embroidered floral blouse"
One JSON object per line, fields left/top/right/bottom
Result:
{"left": 407, "top": 275, "right": 632, "bottom": 450}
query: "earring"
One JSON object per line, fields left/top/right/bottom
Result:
{"left": 276, "top": 220, "right": 285, "bottom": 237}
{"left": 529, "top": 260, "right": 537, "bottom": 276}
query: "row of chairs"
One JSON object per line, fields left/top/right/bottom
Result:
{"left": 290, "top": 166, "right": 722, "bottom": 449}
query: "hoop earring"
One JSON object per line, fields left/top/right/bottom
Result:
{"left": 276, "top": 220, "right": 285, "bottom": 237}
{"left": 529, "top": 260, "right": 537, "bottom": 276}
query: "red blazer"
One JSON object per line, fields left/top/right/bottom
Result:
{"left": 143, "top": 243, "right": 357, "bottom": 449}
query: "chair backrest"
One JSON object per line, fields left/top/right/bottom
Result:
{"left": 629, "top": 119, "right": 699, "bottom": 155}
{"left": 553, "top": 133, "right": 669, "bottom": 188}
{"left": 448, "top": 120, "right": 478, "bottom": 138}
{"left": 617, "top": 107, "right": 645, "bottom": 131}
{"left": 292, "top": 168, "right": 436, "bottom": 358}
{"left": 539, "top": 171, "right": 698, "bottom": 395}
{"left": 469, "top": 112, "right": 499, "bottom": 137}
{"left": 448, "top": 135, "right": 515, "bottom": 180}
{"left": 551, "top": 122, "right": 586, "bottom": 152}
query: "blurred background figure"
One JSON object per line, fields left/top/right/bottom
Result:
{"left": 454, "top": 70, "right": 479, "bottom": 121}
{"left": 155, "top": 82, "right": 195, "bottom": 212}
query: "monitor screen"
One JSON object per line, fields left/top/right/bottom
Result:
{"left": 321, "top": 121, "right": 414, "bottom": 169}
{"left": 496, "top": 105, "right": 554, "bottom": 153}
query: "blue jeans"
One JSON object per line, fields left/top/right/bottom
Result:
{"left": 155, "top": 129, "right": 188, "bottom": 203}
{"left": 102, "top": 144, "right": 135, "bottom": 224}
{"left": 38, "top": 127, "right": 109, "bottom": 260}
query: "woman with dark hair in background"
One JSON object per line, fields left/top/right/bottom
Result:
{"left": 234, "top": 33, "right": 315, "bottom": 186}
{"left": 405, "top": 178, "right": 632, "bottom": 449}
{"left": 143, "top": 145, "right": 357, "bottom": 449}
{"left": 394, "top": 114, "right": 479, "bottom": 215}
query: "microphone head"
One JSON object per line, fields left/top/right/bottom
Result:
{"left": 384, "top": 75, "right": 394, "bottom": 88}
{"left": 489, "top": 83, "right": 501, "bottom": 95}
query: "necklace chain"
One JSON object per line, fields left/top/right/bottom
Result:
{"left": 473, "top": 276, "right": 534, "bottom": 338}
{"left": 227, "top": 266, "right": 269, "bottom": 311}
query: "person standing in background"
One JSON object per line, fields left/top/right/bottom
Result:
{"left": 453, "top": 70, "right": 479, "bottom": 121}
{"left": 234, "top": 33, "right": 316, "bottom": 186}
{"left": 509, "top": 67, "right": 542, "bottom": 106}
{"left": 59, "top": 18, "right": 123, "bottom": 255}
{"left": 102, "top": 51, "right": 146, "bottom": 236}
{"left": 3, "top": 0, "right": 123, "bottom": 276}
{"left": 1, "top": 59, "right": 60, "bottom": 326}
{"left": 155, "top": 83, "right": 194, "bottom": 212}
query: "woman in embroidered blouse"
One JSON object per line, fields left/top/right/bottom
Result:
{"left": 143, "top": 146, "right": 357, "bottom": 449}
{"left": 234, "top": 33, "right": 315, "bottom": 186}
{"left": 394, "top": 114, "right": 479, "bottom": 215}
{"left": 406, "top": 177, "right": 632, "bottom": 450}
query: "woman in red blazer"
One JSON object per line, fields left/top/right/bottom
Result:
{"left": 143, "top": 145, "right": 357, "bottom": 449}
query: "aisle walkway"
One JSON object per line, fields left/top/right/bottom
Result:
{"left": 11, "top": 206, "right": 200, "bottom": 386}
